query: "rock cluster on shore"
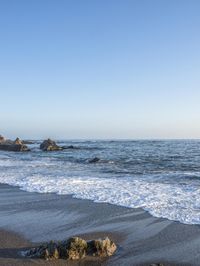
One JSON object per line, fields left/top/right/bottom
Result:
{"left": 25, "top": 237, "right": 117, "bottom": 261}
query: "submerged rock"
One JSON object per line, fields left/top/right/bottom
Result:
{"left": 67, "top": 145, "right": 74, "bottom": 149}
{"left": 88, "top": 157, "right": 101, "bottom": 163}
{"left": 150, "top": 264, "right": 165, "bottom": 266}
{"left": 149, "top": 264, "right": 165, "bottom": 266}
{"left": 25, "top": 237, "right": 116, "bottom": 260}
{"left": 40, "top": 139, "right": 63, "bottom": 151}
{"left": 22, "top": 140, "right": 34, "bottom": 144}
{"left": 62, "top": 145, "right": 80, "bottom": 150}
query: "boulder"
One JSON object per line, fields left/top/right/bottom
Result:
{"left": 40, "top": 139, "right": 63, "bottom": 151}
{"left": 0, "top": 135, "right": 5, "bottom": 143}
{"left": 43, "top": 241, "right": 60, "bottom": 260}
{"left": 87, "top": 237, "right": 117, "bottom": 257}
{"left": 0, "top": 144, "right": 29, "bottom": 152}
{"left": 59, "top": 237, "right": 87, "bottom": 260}
{"left": 2, "top": 139, "right": 13, "bottom": 145}
{"left": 14, "top": 137, "right": 23, "bottom": 145}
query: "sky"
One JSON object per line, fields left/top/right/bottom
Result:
{"left": 0, "top": 0, "right": 200, "bottom": 139}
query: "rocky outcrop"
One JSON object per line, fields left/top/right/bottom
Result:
{"left": 0, "top": 135, "right": 12, "bottom": 144}
{"left": 40, "top": 139, "right": 63, "bottom": 151}
{"left": 25, "top": 237, "right": 117, "bottom": 260}
{"left": 0, "top": 136, "right": 30, "bottom": 152}
{"left": 0, "top": 144, "right": 29, "bottom": 152}
{"left": 0, "top": 135, "right": 5, "bottom": 143}
{"left": 59, "top": 237, "right": 87, "bottom": 260}
{"left": 87, "top": 237, "right": 117, "bottom": 257}
{"left": 14, "top": 137, "right": 23, "bottom": 145}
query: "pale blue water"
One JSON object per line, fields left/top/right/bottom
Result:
{"left": 1, "top": 140, "right": 200, "bottom": 224}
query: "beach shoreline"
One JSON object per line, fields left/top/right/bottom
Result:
{"left": 0, "top": 183, "right": 198, "bottom": 266}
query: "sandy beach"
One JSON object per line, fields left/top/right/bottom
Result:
{"left": 0, "top": 183, "right": 199, "bottom": 266}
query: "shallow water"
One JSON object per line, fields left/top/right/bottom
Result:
{"left": 0, "top": 140, "right": 200, "bottom": 224}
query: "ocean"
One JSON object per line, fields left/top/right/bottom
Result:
{"left": 0, "top": 140, "right": 200, "bottom": 225}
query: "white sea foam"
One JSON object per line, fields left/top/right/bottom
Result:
{"left": 1, "top": 159, "right": 200, "bottom": 225}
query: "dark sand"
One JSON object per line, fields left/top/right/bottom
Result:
{"left": 0, "top": 184, "right": 200, "bottom": 265}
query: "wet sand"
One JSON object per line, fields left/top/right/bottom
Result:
{"left": 0, "top": 183, "right": 199, "bottom": 265}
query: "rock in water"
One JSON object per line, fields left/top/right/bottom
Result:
{"left": 0, "top": 135, "right": 5, "bottom": 143}
{"left": 62, "top": 145, "right": 79, "bottom": 149}
{"left": 14, "top": 137, "right": 23, "bottom": 145}
{"left": 40, "top": 139, "right": 63, "bottom": 151}
{"left": 0, "top": 137, "right": 29, "bottom": 152}
{"left": 22, "top": 140, "right": 34, "bottom": 144}
{"left": 0, "top": 135, "right": 12, "bottom": 144}
{"left": 88, "top": 157, "right": 101, "bottom": 163}
{"left": 150, "top": 264, "right": 165, "bottom": 266}
{"left": 87, "top": 237, "right": 117, "bottom": 257}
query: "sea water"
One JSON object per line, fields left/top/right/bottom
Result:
{"left": 0, "top": 140, "right": 200, "bottom": 224}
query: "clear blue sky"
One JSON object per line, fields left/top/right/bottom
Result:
{"left": 0, "top": 0, "right": 200, "bottom": 139}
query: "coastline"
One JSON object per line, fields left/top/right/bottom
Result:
{"left": 0, "top": 183, "right": 199, "bottom": 265}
